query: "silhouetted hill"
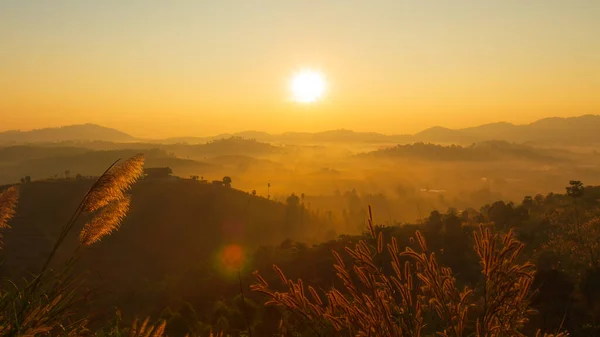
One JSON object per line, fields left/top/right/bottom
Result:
{"left": 416, "top": 115, "right": 600, "bottom": 144}
{"left": 162, "top": 137, "right": 281, "bottom": 157}
{"left": 0, "top": 124, "right": 135, "bottom": 144}
{"left": 0, "top": 147, "right": 217, "bottom": 184}
{"left": 159, "top": 130, "right": 405, "bottom": 144}
{"left": 0, "top": 178, "right": 334, "bottom": 317}
{"left": 413, "top": 126, "right": 475, "bottom": 144}
{"left": 364, "top": 141, "right": 560, "bottom": 162}
{"left": 180, "top": 114, "right": 600, "bottom": 145}
{"left": 0, "top": 145, "right": 90, "bottom": 163}
{"left": 3, "top": 114, "right": 599, "bottom": 146}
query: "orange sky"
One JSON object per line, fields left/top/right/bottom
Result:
{"left": 1, "top": 1, "right": 599, "bottom": 138}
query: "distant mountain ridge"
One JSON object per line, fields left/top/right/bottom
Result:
{"left": 162, "top": 115, "right": 600, "bottom": 145}
{"left": 1, "top": 114, "right": 599, "bottom": 145}
{"left": 0, "top": 124, "right": 135, "bottom": 144}
{"left": 415, "top": 115, "right": 600, "bottom": 144}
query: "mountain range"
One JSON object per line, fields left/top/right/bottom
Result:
{"left": 0, "top": 124, "right": 135, "bottom": 144}
{"left": 1, "top": 115, "right": 599, "bottom": 145}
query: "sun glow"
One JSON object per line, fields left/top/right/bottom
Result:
{"left": 290, "top": 70, "right": 326, "bottom": 103}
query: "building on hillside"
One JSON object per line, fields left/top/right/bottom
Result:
{"left": 211, "top": 180, "right": 224, "bottom": 186}
{"left": 144, "top": 167, "right": 173, "bottom": 179}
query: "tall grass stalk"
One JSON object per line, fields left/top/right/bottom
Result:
{"left": 252, "top": 209, "right": 568, "bottom": 337}
{"left": 1, "top": 154, "right": 144, "bottom": 336}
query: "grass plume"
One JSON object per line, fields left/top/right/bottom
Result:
{"left": 2, "top": 154, "right": 144, "bottom": 335}
{"left": 0, "top": 186, "right": 19, "bottom": 230}
{"left": 252, "top": 209, "right": 567, "bottom": 336}
{"left": 82, "top": 153, "right": 144, "bottom": 213}
{"left": 0, "top": 186, "right": 19, "bottom": 249}
{"left": 80, "top": 196, "right": 131, "bottom": 246}
{"left": 129, "top": 317, "right": 166, "bottom": 337}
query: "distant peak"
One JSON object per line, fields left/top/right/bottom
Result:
{"left": 0, "top": 123, "right": 135, "bottom": 143}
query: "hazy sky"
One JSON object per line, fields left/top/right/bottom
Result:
{"left": 1, "top": 1, "right": 599, "bottom": 138}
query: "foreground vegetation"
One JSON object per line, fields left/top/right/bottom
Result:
{"left": 1, "top": 155, "right": 600, "bottom": 335}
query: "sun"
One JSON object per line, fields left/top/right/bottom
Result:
{"left": 290, "top": 70, "right": 326, "bottom": 103}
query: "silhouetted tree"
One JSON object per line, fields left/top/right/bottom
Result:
{"left": 284, "top": 194, "right": 301, "bottom": 227}
{"left": 424, "top": 210, "right": 443, "bottom": 234}
{"left": 488, "top": 200, "right": 509, "bottom": 229}
{"left": 534, "top": 194, "right": 545, "bottom": 206}
{"left": 567, "top": 180, "right": 584, "bottom": 199}
{"left": 286, "top": 193, "right": 300, "bottom": 208}
{"left": 461, "top": 210, "right": 470, "bottom": 223}
{"left": 223, "top": 176, "right": 232, "bottom": 188}
{"left": 567, "top": 180, "right": 585, "bottom": 234}
{"left": 522, "top": 196, "right": 534, "bottom": 208}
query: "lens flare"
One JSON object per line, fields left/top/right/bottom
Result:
{"left": 217, "top": 244, "right": 246, "bottom": 274}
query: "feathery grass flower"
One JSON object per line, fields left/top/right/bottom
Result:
{"left": 80, "top": 196, "right": 131, "bottom": 246}
{"left": 82, "top": 154, "right": 144, "bottom": 213}
{"left": 0, "top": 186, "right": 19, "bottom": 230}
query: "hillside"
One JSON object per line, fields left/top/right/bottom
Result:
{"left": 0, "top": 178, "right": 334, "bottom": 319}
{"left": 0, "top": 124, "right": 135, "bottom": 144}
{"left": 363, "top": 141, "right": 560, "bottom": 162}
{"left": 163, "top": 137, "right": 281, "bottom": 158}
{"left": 0, "top": 147, "right": 217, "bottom": 185}
{"left": 415, "top": 115, "right": 600, "bottom": 145}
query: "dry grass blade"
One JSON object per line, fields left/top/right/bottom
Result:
{"left": 535, "top": 330, "right": 569, "bottom": 337}
{"left": 82, "top": 153, "right": 144, "bottom": 213}
{"left": 128, "top": 317, "right": 167, "bottom": 337}
{"left": 79, "top": 196, "right": 131, "bottom": 246}
{"left": 252, "top": 210, "right": 547, "bottom": 337}
{"left": 0, "top": 186, "right": 19, "bottom": 229}
{"left": 473, "top": 224, "right": 536, "bottom": 337}
{"left": 0, "top": 186, "right": 19, "bottom": 249}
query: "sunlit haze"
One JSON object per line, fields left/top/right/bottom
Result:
{"left": 3, "top": 2, "right": 600, "bottom": 334}
{"left": 1, "top": 1, "right": 599, "bottom": 138}
{"left": 290, "top": 70, "right": 327, "bottom": 104}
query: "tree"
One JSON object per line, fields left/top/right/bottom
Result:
{"left": 284, "top": 194, "right": 301, "bottom": 231}
{"left": 522, "top": 196, "right": 534, "bottom": 208}
{"left": 534, "top": 194, "right": 545, "bottom": 206}
{"left": 488, "top": 200, "right": 509, "bottom": 229}
{"left": 286, "top": 193, "right": 300, "bottom": 208}
{"left": 566, "top": 180, "right": 584, "bottom": 199}
{"left": 25, "top": 176, "right": 31, "bottom": 183}
{"left": 425, "top": 210, "right": 443, "bottom": 234}
{"left": 567, "top": 180, "right": 585, "bottom": 231}
{"left": 251, "top": 190, "right": 256, "bottom": 196}
{"left": 223, "top": 176, "right": 232, "bottom": 188}
{"left": 64, "top": 170, "right": 70, "bottom": 179}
